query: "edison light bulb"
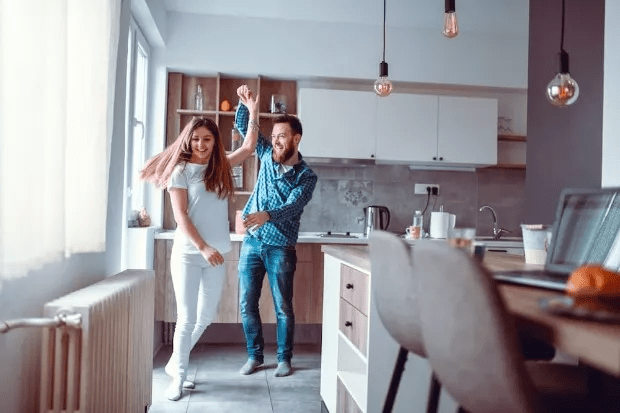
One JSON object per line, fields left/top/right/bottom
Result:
{"left": 546, "top": 50, "right": 579, "bottom": 107}
{"left": 374, "top": 77, "right": 393, "bottom": 97}
{"left": 374, "top": 61, "right": 393, "bottom": 97}
{"left": 443, "top": 12, "right": 458, "bottom": 38}
{"left": 546, "top": 73, "right": 579, "bottom": 106}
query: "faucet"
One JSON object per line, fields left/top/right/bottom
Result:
{"left": 478, "top": 205, "right": 512, "bottom": 240}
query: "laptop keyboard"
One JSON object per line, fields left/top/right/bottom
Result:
{"left": 493, "top": 270, "right": 568, "bottom": 291}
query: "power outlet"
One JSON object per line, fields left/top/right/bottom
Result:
{"left": 414, "top": 184, "right": 440, "bottom": 195}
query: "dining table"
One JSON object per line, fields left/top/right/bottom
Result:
{"left": 485, "top": 251, "right": 620, "bottom": 377}
{"left": 485, "top": 250, "right": 620, "bottom": 411}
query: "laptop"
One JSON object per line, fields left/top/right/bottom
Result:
{"left": 493, "top": 187, "right": 620, "bottom": 291}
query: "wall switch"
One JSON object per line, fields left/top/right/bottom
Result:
{"left": 414, "top": 184, "right": 440, "bottom": 195}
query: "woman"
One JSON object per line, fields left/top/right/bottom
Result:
{"left": 141, "top": 86, "right": 259, "bottom": 401}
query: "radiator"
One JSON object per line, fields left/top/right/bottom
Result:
{"left": 39, "top": 269, "right": 155, "bottom": 413}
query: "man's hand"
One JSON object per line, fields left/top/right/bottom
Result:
{"left": 237, "top": 85, "right": 259, "bottom": 115}
{"left": 243, "top": 211, "right": 270, "bottom": 231}
{"left": 200, "top": 245, "right": 225, "bottom": 267}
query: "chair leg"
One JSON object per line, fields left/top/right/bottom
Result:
{"left": 382, "top": 346, "right": 409, "bottom": 413}
{"left": 426, "top": 372, "right": 441, "bottom": 413}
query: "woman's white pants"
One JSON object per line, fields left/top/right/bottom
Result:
{"left": 168, "top": 250, "right": 226, "bottom": 379}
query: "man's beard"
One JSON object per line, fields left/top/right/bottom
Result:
{"left": 273, "top": 144, "right": 296, "bottom": 164}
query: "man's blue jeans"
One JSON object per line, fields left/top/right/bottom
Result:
{"left": 238, "top": 235, "right": 297, "bottom": 363}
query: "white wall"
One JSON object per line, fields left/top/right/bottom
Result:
{"left": 602, "top": 0, "right": 620, "bottom": 187}
{"left": 162, "top": 12, "right": 529, "bottom": 89}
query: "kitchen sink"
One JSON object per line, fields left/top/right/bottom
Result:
{"left": 475, "top": 237, "right": 524, "bottom": 253}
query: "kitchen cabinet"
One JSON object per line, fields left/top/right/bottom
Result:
{"left": 164, "top": 72, "right": 297, "bottom": 231}
{"left": 376, "top": 94, "right": 497, "bottom": 167}
{"left": 321, "top": 246, "right": 457, "bottom": 413}
{"left": 375, "top": 93, "right": 439, "bottom": 163}
{"left": 436, "top": 96, "right": 498, "bottom": 166}
{"left": 299, "top": 88, "right": 498, "bottom": 168}
{"left": 154, "top": 239, "right": 324, "bottom": 328}
{"left": 297, "top": 88, "right": 376, "bottom": 160}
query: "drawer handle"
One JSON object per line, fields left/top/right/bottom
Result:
{"left": 345, "top": 321, "right": 352, "bottom": 327}
{"left": 346, "top": 283, "right": 354, "bottom": 289}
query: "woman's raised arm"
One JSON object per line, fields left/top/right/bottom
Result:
{"left": 228, "top": 85, "right": 259, "bottom": 167}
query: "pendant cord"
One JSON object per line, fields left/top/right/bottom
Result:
{"left": 560, "top": 0, "right": 565, "bottom": 52}
{"left": 382, "top": 0, "right": 386, "bottom": 61}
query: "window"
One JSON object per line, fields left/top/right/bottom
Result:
{"left": 124, "top": 19, "right": 150, "bottom": 226}
{"left": 0, "top": 0, "right": 121, "bottom": 278}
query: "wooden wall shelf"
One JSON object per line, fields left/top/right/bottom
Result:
{"left": 498, "top": 134, "right": 527, "bottom": 142}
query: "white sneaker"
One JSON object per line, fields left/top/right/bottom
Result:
{"left": 165, "top": 357, "right": 195, "bottom": 389}
{"left": 165, "top": 378, "right": 184, "bottom": 401}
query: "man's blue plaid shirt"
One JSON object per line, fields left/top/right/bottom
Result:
{"left": 235, "top": 104, "right": 318, "bottom": 247}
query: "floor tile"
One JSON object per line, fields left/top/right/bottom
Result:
{"left": 186, "top": 401, "right": 273, "bottom": 413}
{"left": 150, "top": 343, "right": 321, "bottom": 413}
{"left": 148, "top": 401, "right": 189, "bottom": 413}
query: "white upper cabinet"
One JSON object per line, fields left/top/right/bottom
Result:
{"left": 298, "top": 88, "right": 498, "bottom": 168}
{"left": 375, "top": 93, "right": 439, "bottom": 163}
{"left": 298, "top": 88, "right": 376, "bottom": 160}
{"left": 437, "top": 96, "right": 498, "bottom": 166}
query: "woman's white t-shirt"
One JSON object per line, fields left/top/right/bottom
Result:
{"left": 167, "top": 162, "right": 231, "bottom": 255}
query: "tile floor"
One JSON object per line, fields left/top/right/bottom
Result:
{"left": 150, "top": 343, "right": 322, "bottom": 413}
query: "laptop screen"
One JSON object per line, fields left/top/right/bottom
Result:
{"left": 547, "top": 188, "right": 620, "bottom": 273}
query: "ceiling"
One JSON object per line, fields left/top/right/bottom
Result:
{"left": 163, "top": 0, "right": 529, "bottom": 35}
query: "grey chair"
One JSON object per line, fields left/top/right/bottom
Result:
{"left": 369, "top": 230, "right": 441, "bottom": 413}
{"left": 413, "top": 241, "right": 588, "bottom": 413}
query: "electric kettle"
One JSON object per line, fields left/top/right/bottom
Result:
{"left": 363, "top": 205, "right": 391, "bottom": 236}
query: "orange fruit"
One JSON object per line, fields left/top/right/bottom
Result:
{"left": 566, "top": 265, "right": 620, "bottom": 297}
{"left": 566, "top": 265, "right": 620, "bottom": 311}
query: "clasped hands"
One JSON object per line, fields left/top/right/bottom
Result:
{"left": 237, "top": 85, "right": 259, "bottom": 114}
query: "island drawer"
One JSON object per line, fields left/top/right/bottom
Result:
{"left": 340, "top": 264, "right": 369, "bottom": 315}
{"left": 339, "top": 298, "right": 368, "bottom": 356}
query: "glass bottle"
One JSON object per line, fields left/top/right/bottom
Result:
{"left": 194, "top": 85, "right": 204, "bottom": 111}
{"left": 411, "top": 210, "right": 423, "bottom": 240}
{"left": 231, "top": 126, "right": 243, "bottom": 189}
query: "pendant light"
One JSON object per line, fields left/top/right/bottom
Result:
{"left": 546, "top": 0, "right": 579, "bottom": 107}
{"left": 374, "top": 0, "right": 393, "bottom": 97}
{"left": 442, "top": 0, "right": 458, "bottom": 39}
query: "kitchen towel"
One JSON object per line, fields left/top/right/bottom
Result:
{"left": 430, "top": 212, "right": 452, "bottom": 239}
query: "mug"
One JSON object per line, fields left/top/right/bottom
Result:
{"left": 406, "top": 225, "right": 422, "bottom": 240}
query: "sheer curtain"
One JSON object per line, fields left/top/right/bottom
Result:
{"left": 0, "top": 0, "right": 121, "bottom": 278}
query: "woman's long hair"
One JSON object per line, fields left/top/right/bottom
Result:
{"left": 140, "top": 117, "right": 234, "bottom": 199}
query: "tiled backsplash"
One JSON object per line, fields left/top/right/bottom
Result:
{"left": 299, "top": 163, "right": 526, "bottom": 237}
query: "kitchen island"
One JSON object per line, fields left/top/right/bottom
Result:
{"left": 321, "top": 243, "right": 620, "bottom": 413}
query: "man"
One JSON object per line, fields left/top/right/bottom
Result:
{"left": 234, "top": 85, "right": 318, "bottom": 377}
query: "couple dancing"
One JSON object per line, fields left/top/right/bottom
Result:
{"left": 141, "top": 85, "right": 317, "bottom": 400}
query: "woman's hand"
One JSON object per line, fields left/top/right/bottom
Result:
{"left": 237, "top": 85, "right": 259, "bottom": 116}
{"left": 200, "top": 245, "right": 225, "bottom": 267}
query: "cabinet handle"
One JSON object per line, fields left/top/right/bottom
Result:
{"left": 345, "top": 321, "right": 352, "bottom": 327}
{"left": 346, "top": 283, "right": 354, "bottom": 289}
{"left": 439, "top": 157, "right": 444, "bottom": 161}
{"left": 433, "top": 157, "right": 437, "bottom": 160}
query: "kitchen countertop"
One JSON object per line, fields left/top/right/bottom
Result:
{"left": 154, "top": 230, "right": 369, "bottom": 244}
{"left": 154, "top": 230, "right": 523, "bottom": 251}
